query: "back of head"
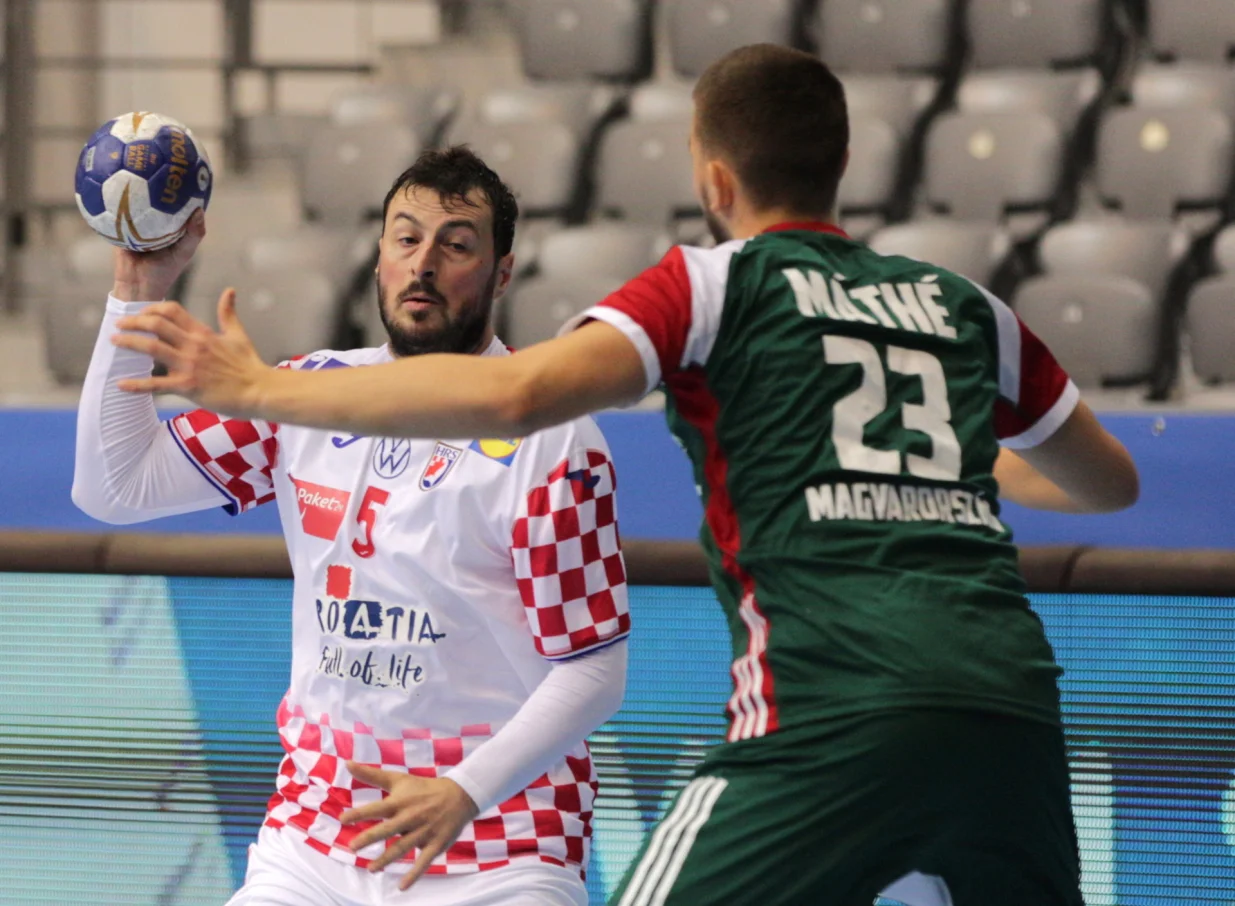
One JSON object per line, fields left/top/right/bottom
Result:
{"left": 693, "top": 44, "right": 849, "bottom": 217}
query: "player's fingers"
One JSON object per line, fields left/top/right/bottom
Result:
{"left": 117, "top": 375, "right": 188, "bottom": 395}
{"left": 338, "top": 798, "right": 398, "bottom": 825}
{"left": 345, "top": 762, "right": 396, "bottom": 791}
{"left": 397, "top": 843, "right": 441, "bottom": 891}
{"left": 113, "top": 313, "right": 191, "bottom": 348}
{"left": 348, "top": 813, "right": 410, "bottom": 854}
{"left": 111, "top": 332, "right": 182, "bottom": 366}
{"left": 365, "top": 830, "right": 422, "bottom": 874}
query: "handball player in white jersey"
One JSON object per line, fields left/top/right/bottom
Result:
{"left": 72, "top": 147, "right": 631, "bottom": 906}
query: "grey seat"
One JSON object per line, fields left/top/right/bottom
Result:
{"left": 812, "top": 0, "right": 952, "bottom": 74}
{"left": 301, "top": 122, "right": 420, "bottom": 224}
{"left": 836, "top": 114, "right": 901, "bottom": 238}
{"left": 448, "top": 120, "right": 582, "bottom": 216}
{"left": 868, "top": 221, "right": 1011, "bottom": 286}
{"left": 516, "top": 0, "right": 654, "bottom": 81}
{"left": 41, "top": 284, "right": 109, "bottom": 384}
{"left": 967, "top": 0, "right": 1106, "bottom": 69}
{"left": 1186, "top": 276, "right": 1235, "bottom": 382}
{"left": 475, "top": 83, "right": 623, "bottom": 135}
{"left": 502, "top": 274, "right": 625, "bottom": 348}
{"left": 1150, "top": 0, "right": 1235, "bottom": 63}
{"left": 628, "top": 82, "right": 695, "bottom": 123}
{"left": 229, "top": 271, "right": 340, "bottom": 366}
{"left": 1036, "top": 219, "right": 1189, "bottom": 299}
{"left": 840, "top": 73, "right": 937, "bottom": 138}
{"left": 1096, "top": 107, "right": 1234, "bottom": 219}
{"left": 536, "top": 224, "right": 669, "bottom": 280}
{"left": 667, "top": 0, "right": 803, "bottom": 78}
{"left": 924, "top": 111, "right": 1063, "bottom": 221}
{"left": 1212, "top": 223, "right": 1235, "bottom": 273}
{"left": 330, "top": 84, "right": 461, "bottom": 146}
{"left": 1131, "top": 63, "right": 1235, "bottom": 122}
{"left": 596, "top": 119, "right": 698, "bottom": 224}
{"left": 1013, "top": 274, "right": 1158, "bottom": 386}
{"left": 957, "top": 70, "right": 1101, "bottom": 135}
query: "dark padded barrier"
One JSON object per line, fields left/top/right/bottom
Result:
{"left": 1, "top": 532, "right": 1234, "bottom": 595}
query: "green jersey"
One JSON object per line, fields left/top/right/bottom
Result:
{"left": 584, "top": 223, "right": 1079, "bottom": 740}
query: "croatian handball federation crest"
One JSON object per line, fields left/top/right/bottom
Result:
{"left": 420, "top": 442, "right": 463, "bottom": 491}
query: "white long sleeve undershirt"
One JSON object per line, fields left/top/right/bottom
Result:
{"left": 72, "top": 294, "right": 628, "bottom": 814}
{"left": 72, "top": 295, "right": 226, "bottom": 523}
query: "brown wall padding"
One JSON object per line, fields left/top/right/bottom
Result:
{"left": 0, "top": 531, "right": 1233, "bottom": 595}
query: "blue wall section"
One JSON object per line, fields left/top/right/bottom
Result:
{"left": 6, "top": 407, "right": 1235, "bottom": 547}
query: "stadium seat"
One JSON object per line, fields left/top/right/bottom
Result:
{"left": 957, "top": 70, "right": 1102, "bottom": 136}
{"left": 41, "top": 286, "right": 107, "bottom": 384}
{"left": 1150, "top": 0, "right": 1235, "bottom": 63}
{"left": 627, "top": 82, "right": 695, "bottom": 122}
{"left": 812, "top": 0, "right": 954, "bottom": 74}
{"left": 596, "top": 118, "right": 697, "bottom": 224}
{"left": 501, "top": 274, "right": 625, "bottom": 348}
{"left": 330, "top": 84, "right": 462, "bottom": 147}
{"left": 229, "top": 271, "right": 340, "bottom": 365}
{"left": 840, "top": 74, "right": 937, "bottom": 138}
{"left": 923, "top": 111, "right": 1063, "bottom": 224}
{"left": 301, "top": 122, "right": 421, "bottom": 224}
{"left": 1096, "top": 107, "right": 1234, "bottom": 220}
{"left": 1131, "top": 63, "right": 1235, "bottom": 121}
{"left": 666, "top": 0, "right": 804, "bottom": 78}
{"left": 1212, "top": 223, "right": 1235, "bottom": 273}
{"left": 535, "top": 223, "right": 669, "bottom": 280}
{"left": 515, "top": 0, "right": 654, "bottom": 82}
{"left": 1185, "top": 276, "right": 1235, "bottom": 383}
{"left": 836, "top": 114, "right": 902, "bottom": 239}
{"left": 475, "top": 83, "right": 622, "bottom": 136}
{"left": 867, "top": 221, "right": 1012, "bottom": 286}
{"left": 967, "top": 0, "right": 1107, "bottom": 69}
{"left": 447, "top": 119, "right": 582, "bottom": 217}
{"left": 1036, "top": 219, "right": 1189, "bottom": 299}
{"left": 1013, "top": 274, "right": 1158, "bottom": 386}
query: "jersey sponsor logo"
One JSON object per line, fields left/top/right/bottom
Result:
{"left": 290, "top": 475, "right": 351, "bottom": 541}
{"left": 315, "top": 593, "right": 447, "bottom": 692}
{"left": 469, "top": 437, "right": 522, "bottom": 466}
{"left": 298, "top": 354, "right": 352, "bottom": 371}
{"left": 419, "top": 442, "right": 462, "bottom": 490}
{"left": 326, "top": 564, "right": 353, "bottom": 599}
{"left": 566, "top": 468, "right": 601, "bottom": 490}
{"left": 372, "top": 437, "right": 413, "bottom": 480}
{"left": 804, "top": 480, "right": 1005, "bottom": 532}
{"left": 332, "top": 434, "right": 364, "bottom": 448}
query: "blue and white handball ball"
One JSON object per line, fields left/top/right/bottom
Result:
{"left": 74, "top": 111, "right": 213, "bottom": 252}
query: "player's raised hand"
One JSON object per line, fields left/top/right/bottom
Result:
{"left": 111, "top": 287, "right": 271, "bottom": 416}
{"left": 112, "top": 208, "right": 207, "bottom": 303}
{"left": 339, "top": 761, "right": 480, "bottom": 891}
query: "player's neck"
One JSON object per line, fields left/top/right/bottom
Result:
{"left": 728, "top": 207, "right": 838, "bottom": 241}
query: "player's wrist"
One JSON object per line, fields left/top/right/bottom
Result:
{"left": 110, "top": 280, "right": 170, "bottom": 303}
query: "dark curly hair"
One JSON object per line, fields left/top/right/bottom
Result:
{"left": 381, "top": 146, "right": 520, "bottom": 257}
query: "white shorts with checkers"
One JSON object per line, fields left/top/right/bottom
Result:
{"left": 226, "top": 825, "right": 588, "bottom": 906}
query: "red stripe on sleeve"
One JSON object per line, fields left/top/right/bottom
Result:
{"left": 594, "top": 246, "right": 693, "bottom": 381}
{"left": 995, "top": 317, "right": 1072, "bottom": 440}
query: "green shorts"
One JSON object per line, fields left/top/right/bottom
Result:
{"left": 608, "top": 709, "right": 1082, "bottom": 906}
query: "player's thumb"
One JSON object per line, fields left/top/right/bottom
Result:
{"left": 217, "top": 288, "right": 242, "bottom": 335}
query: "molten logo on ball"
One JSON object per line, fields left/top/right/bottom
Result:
{"left": 74, "top": 111, "right": 213, "bottom": 253}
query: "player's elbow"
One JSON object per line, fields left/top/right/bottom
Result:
{"left": 71, "top": 479, "right": 147, "bottom": 525}
{"left": 1092, "top": 458, "right": 1140, "bottom": 513}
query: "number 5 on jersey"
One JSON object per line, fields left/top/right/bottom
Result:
{"left": 824, "top": 335, "right": 962, "bottom": 481}
{"left": 352, "top": 487, "right": 390, "bottom": 558}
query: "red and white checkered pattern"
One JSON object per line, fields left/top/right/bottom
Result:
{"left": 168, "top": 408, "right": 279, "bottom": 514}
{"left": 265, "top": 700, "right": 596, "bottom": 876}
{"left": 512, "top": 449, "right": 631, "bottom": 660}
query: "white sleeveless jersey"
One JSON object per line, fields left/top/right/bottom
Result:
{"left": 166, "top": 339, "right": 631, "bottom": 878}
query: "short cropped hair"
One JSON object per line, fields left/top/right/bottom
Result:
{"left": 693, "top": 44, "right": 849, "bottom": 216}
{"left": 381, "top": 146, "right": 520, "bottom": 258}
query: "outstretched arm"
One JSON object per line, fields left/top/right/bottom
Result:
{"left": 113, "top": 291, "right": 648, "bottom": 438}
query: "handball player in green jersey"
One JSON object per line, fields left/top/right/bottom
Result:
{"left": 115, "top": 44, "right": 1138, "bottom": 906}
